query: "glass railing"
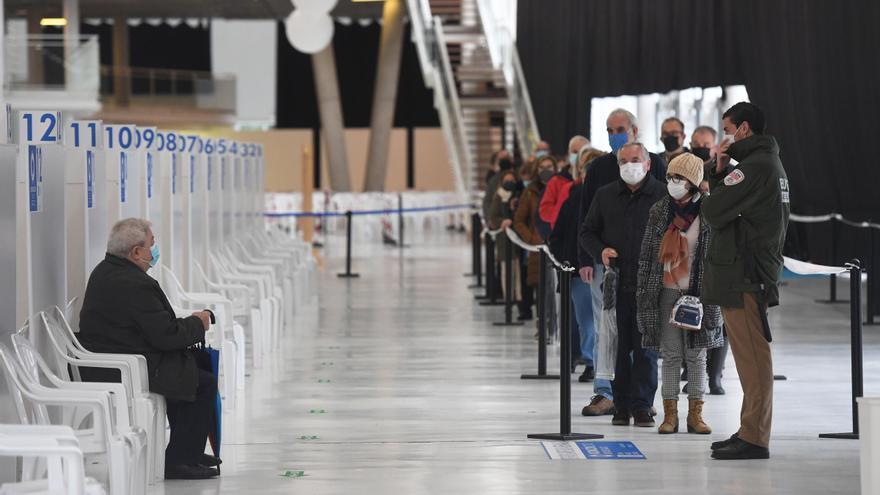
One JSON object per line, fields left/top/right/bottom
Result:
{"left": 99, "top": 66, "right": 236, "bottom": 113}
{"left": 4, "top": 34, "right": 100, "bottom": 97}
{"left": 474, "top": 0, "right": 541, "bottom": 154}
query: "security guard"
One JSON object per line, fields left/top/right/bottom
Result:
{"left": 700, "top": 102, "right": 790, "bottom": 460}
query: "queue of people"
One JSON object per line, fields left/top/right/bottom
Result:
{"left": 481, "top": 101, "right": 789, "bottom": 460}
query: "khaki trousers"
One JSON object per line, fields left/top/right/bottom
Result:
{"left": 722, "top": 292, "right": 773, "bottom": 448}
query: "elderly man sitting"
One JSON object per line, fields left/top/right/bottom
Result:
{"left": 78, "top": 218, "right": 220, "bottom": 480}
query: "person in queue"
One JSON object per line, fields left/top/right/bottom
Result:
{"left": 488, "top": 168, "right": 522, "bottom": 311}
{"left": 660, "top": 117, "right": 689, "bottom": 164}
{"left": 516, "top": 162, "right": 537, "bottom": 320}
{"left": 581, "top": 142, "right": 666, "bottom": 427}
{"left": 686, "top": 125, "right": 730, "bottom": 395}
{"left": 539, "top": 135, "right": 589, "bottom": 230}
{"left": 636, "top": 153, "right": 723, "bottom": 435}
{"left": 534, "top": 140, "right": 552, "bottom": 159}
{"left": 78, "top": 218, "right": 220, "bottom": 480}
{"left": 576, "top": 110, "right": 666, "bottom": 416}
{"left": 485, "top": 148, "right": 510, "bottom": 185}
{"left": 549, "top": 145, "right": 607, "bottom": 383}
{"left": 702, "top": 102, "right": 790, "bottom": 460}
{"left": 690, "top": 125, "right": 717, "bottom": 163}
{"left": 514, "top": 157, "right": 556, "bottom": 331}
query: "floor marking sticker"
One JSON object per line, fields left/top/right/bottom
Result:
{"left": 541, "top": 441, "right": 646, "bottom": 460}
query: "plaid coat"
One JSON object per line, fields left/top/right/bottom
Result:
{"left": 636, "top": 197, "right": 724, "bottom": 351}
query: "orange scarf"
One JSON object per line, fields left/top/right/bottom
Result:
{"left": 659, "top": 199, "right": 699, "bottom": 287}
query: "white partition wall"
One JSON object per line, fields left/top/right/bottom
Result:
{"left": 15, "top": 110, "right": 67, "bottom": 326}
{"left": 104, "top": 125, "right": 142, "bottom": 226}
{"left": 191, "top": 137, "right": 210, "bottom": 276}
{"left": 137, "top": 127, "right": 159, "bottom": 222}
{"left": 0, "top": 143, "right": 18, "bottom": 332}
{"left": 156, "top": 131, "right": 178, "bottom": 267}
{"left": 64, "top": 119, "right": 104, "bottom": 322}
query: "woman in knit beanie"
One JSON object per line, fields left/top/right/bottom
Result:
{"left": 636, "top": 153, "right": 725, "bottom": 435}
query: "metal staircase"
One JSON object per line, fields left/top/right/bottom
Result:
{"left": 406, "top": 0, "right": 540, "bottom": 201}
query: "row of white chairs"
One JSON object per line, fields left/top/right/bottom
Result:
{"left": 0, "top": 227, "right": 316, "bottom": 494}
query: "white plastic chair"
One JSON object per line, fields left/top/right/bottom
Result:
{"left": 0, "top": 425, "right": 106, "bottom": 495}
{"left": 154, "top": 264, "right": 240, "bottom": 410}
{"left": 0, "top": 345, "right": 146, "bottom": 495}
{"left": 36, "top": 308, "right": 166, "bottom": 485}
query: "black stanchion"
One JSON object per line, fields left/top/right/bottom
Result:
{"left": 337, "top": 210, "right": 360, "bottom": 278}
{"left": 867, "top": 228, "right": 877, "bottom": 326}
{"left": 818, "top": 218, "right": 848, "bottom": 304}
{"left": 479, "top": 233, "right": 504, "bottom": 306}
{"left": 397, "top": 194, "right": 408, "bottom": 249}
{"left": 522, "top": 250, "right": 559, "bottom": 380}
{"left": 528, "top": 263, "right": 603, "bottom": 441}
{"left": 820, "top": 260, "right": 863, "bottom": 440}
{"left": 467, "top": 214, "right": 484, "bottom": 287}
{"left": 494, "top": 236, "right": 523, "bottom": 326}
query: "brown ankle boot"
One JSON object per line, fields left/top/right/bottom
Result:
{"left": 687, "top": 399, "right": 712, "bottom": 434}
{"left": 658, "top": 399, "right": 678, "bottom": 434}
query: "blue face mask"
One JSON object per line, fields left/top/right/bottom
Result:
{"left": 535, "top": 150, "right": 549, "bottom": 159}
{"left": 568, "top": 153, "right": 577, "bottom": 167}
{"left": 609, "top": 132, "right": 629, "bottom": 153}
{"left": 149, "top": 244, "right": 160, "bottom": 268}
{"left": 522, "top": 179, "right": 531, "bottom": 187}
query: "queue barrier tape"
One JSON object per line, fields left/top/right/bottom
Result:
{"left": 264, "top": 203, "right": 474, "bottom": 218}
{"left": 784, "top": 256, "right": 847, "bottom": 276}
{"left": 790, "top": 212, "right": 879, "bottom": 230}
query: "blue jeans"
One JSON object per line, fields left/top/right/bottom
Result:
{"left": 571, "top": 276, "right": 595, "bottom": 367}
{"left": 591, "top": 264, "right": 613, "bottom": 400}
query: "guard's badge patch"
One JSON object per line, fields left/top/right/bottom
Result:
{"left": 723, "top": 169, "right": 745, "bottom": 186}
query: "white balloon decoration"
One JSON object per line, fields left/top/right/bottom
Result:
{"left": 285, "top": 9, "right": 335, "bottom": 54}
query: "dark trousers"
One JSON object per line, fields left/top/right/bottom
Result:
{"left": 165, "top": 356, "right": 217, "bottom": 465}
{"left": 612, "top": 291, "right": 658, "bottom": 414}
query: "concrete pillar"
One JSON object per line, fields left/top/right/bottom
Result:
{"left": 363, "top": 0, "right": 405, "bottom": 191}
{"left": 111, "top": 17, "right": 130, "bottom": 107}
{"left": 310, "top": 45, "right": 351, "bottom": 191}
{"left": 63, "top": 0, "right": 80, "bottom": 89}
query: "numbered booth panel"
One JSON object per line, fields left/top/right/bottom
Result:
{"left": 154, "top": 131, "right": 180, "bottom": 276}
{"left": 135, "top": 126, "right": 159, "bottom": 222}
{"left": 64, "top": 119, "right": 105, "bottom": 322}
{"left": 16, "top": 110, "right": 67, "bottom": 327}
{"left": 0, "top": 142, "right": 18, "bottom": 332}
{"left": 104, "top": 125, "right": 142, "bottom": 225}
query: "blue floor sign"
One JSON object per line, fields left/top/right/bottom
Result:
{"left": 542, "top": 441, "right": 646, "bottom": 460}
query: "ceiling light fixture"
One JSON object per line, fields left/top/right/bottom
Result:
{"left": 40, "top": 18, "right": 68, "bottom": 27}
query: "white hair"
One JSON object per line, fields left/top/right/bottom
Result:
{"left": 607, "top": 108, "right": 639, "bottom": 129}
{"left": 616, "top": 142, "right": 649, "bottom": 162}
{"left": 107, "top": 218, "right": 151, "bottom": 258}
{"left": 568, "top": 135, "right": 589, "bottom": 153}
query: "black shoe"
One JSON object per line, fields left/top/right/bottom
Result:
{"left": 711, "top": 437, "right": 770, "bottom": 460}
{"left": 165, "top": 464, "right": 220, "bottom": 480}
{"left": 709, "top": 383, "right": 726, "bottom": 395}
{"left": 633, "top": 409, "right": 656, "bottom": 427}
{"left": 711, "top": 433, "right": 739, "bottom": 451}
{"left": 578, "top": 367, "right": 595, "bottom": 383}
{"left": 612, "top": 409, "right": 631, "bottom": 426}
{"left": 199, "top": 453, "right": 222, "bottom": 467}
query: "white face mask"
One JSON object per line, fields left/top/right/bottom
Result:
{"left": 722, "top": 124, "right": 743, "bottom": 146}
{"left": 619, "top": 162, "right": 647, "bottom": 185}
{"left": 667, "top": 179, "right": 691, "bottom": 200}
{"left": 568, "top": 153, "right": 578, "bottom": 167}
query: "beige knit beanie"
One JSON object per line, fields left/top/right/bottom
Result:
{"left": 667, "top": 153, "right": 704, "bottom": 186}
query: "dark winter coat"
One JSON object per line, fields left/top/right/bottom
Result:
{"left": 79, "top": 254, "right": 206, "bottom": 401}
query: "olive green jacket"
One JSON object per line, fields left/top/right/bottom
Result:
{"left": 702, "top": 135, "right": 790, "bottom": 308}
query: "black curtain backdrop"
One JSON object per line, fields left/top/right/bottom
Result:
{"left": 518, "top": 0, "right": 880, "bottom": 268}
{"left": 276, "top": 21, "right": 439, "bottom": 128}
{"left": 80, "top": 22, "right": 211, "bottom": 70}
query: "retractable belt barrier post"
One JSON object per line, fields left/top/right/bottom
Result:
{"left": 867, "top": 229, "right": 876, "bottom": 326}
{"left": 478, "top": 229, "right": 504, "bottom": 306}
{"left": 494, "top": 234, "right": 523, "bottom": 327}
{"left": 397, "top": 193, "right": 407, "bottom": 249}
{"left": 528, "top": 254, "right": 602, "bottom": 441}
{"left": 820, "top": 259, "right": 864, "bottom": 440}
{"left": 337, "top": 210, "right": 360, "bottom": 279}
{"left": 465, "top": 212, "right": 481, "bottom": 283}
{"left": 522, "top": 248, "right": 559, "bottom": 380}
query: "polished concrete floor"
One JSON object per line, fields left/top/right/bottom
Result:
{"left": 151, "top": 231, "right": 879, "bottom": 494}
